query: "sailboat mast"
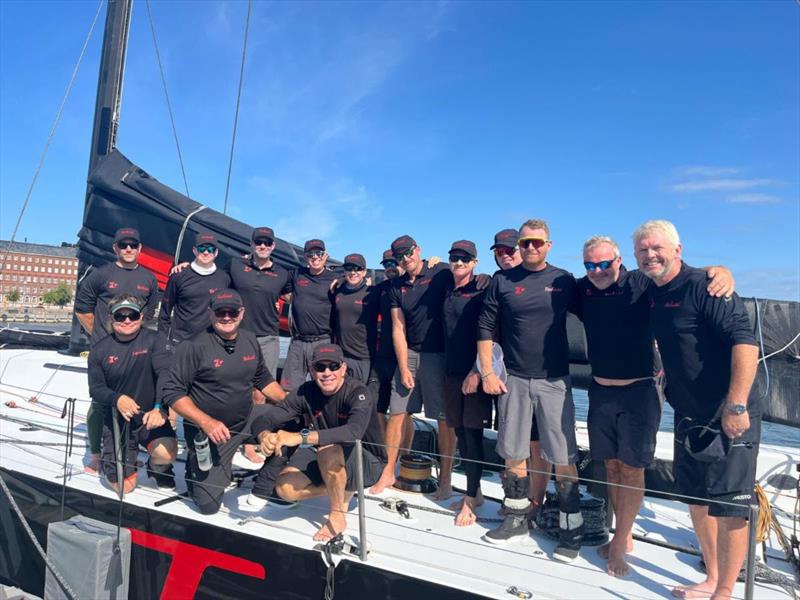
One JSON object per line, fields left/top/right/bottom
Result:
{"left": 68, "top": 0, "right": 133, "bottom": 353}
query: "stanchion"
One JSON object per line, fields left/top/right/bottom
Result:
{"left": 354, "top": 439, "right": 368, "bottom": 562}
{"left": 744, "top": 503, "right": 758, "bottom": 600}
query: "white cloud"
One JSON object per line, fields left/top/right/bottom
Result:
{"left": 670, "top": 178, "right": 776, "bottom": 192}
{"left": 726, "top": 193, "right": 782, "bottom": 204}
{"left": 677, "top": 166, "right": 740, "bottom": 177}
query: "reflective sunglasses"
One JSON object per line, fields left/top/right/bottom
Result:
{"left": 584, "top": 259, "right": 616, "bottom": 272}
{"left": 493, "top": 246, "right": 516, "bottom": 257}
{"left": 393, "top": 245, "right": 416, "bottom": 261}
{"left": 305, "top": 250, "right": 325, "bottom": 258}
{"left": 253, "top": 238, "right": 274, "bottom": 247}
{"left": 118, "top": 242, "right": 140, "bottom": 250}
{"left": 213, "top": 308, "right": 241, "bottom": 319}
{"left": 381, "top": 260, "right": 398, "bottom": 269}
{"left": 112, "top": 310, "right": 141, "bottom": 322}
{"left": 344, "top": 265, "right": 364, "bottom": 273}
{"left": 196, "top": 244, "right": 217, "bottom": 254}
{"left": 448, "top": 254, "right": 473, "bottom": 264}
{"left": 518, "top": 237, "right": 548, "bottom": 250}
{"left": 312, "top": 361, "right": 343, "bottom": 373}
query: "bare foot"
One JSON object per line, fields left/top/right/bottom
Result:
{"left": 597, "top": 536, "right": 634, "bottom": 559}
{"left": 455, "top": 498, "right": 478, "bottom": 527}
{"left": 369, "top": 472, "right": 395, "bottom": 494}
{"left": 606, "top": 546, "right": 630, "bottom": 577}
{"left": 313, "top": 512, "right": 347, "bottom": 542}
{"left": 671, "top": 580, "right": 717, "bottom": 599}
{"left": 449, "top": 490, "right": 484, "bottom": 511}
{"left": 84, "top": 453, "right": 101, "bottom": 476}
{"left": 431, "top": 481, "right": 453, "bottom": 501}
{"left": 243, "top": 444, "right": 265, "bottom": 464}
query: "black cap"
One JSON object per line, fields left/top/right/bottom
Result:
{"left": 311, "top": 343, "right": 344, "bottom": 364}
{"left": 114, "top": 227, "right": 140, "bottom": 244}
{"left": 490, "top": 228, "right": 519, "bottom": 249}
{"left": 194, "top": 232, "right": 218, "bottom": 247}
{"left": 448, "top": 240, "right": 477, "bottom": 259}
{"left": 209, "top": 289, "right": 242, "bottom": 311}
{"left": 391, "top": 235, "right": 417, "bottom": 255}
{"left": 304, "top": 239, "right": 326, "bottom": 252}
{"left": 343, "top": 253, "right": 366, "bottom": 269}
{"left": 252, "top": 227, "right": 275, "bottom": 242}
{"left": 381, "top": 249, "right": 395, "bottom": 263}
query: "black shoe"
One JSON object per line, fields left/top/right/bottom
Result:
{"left": 147, "top": 460, "right": 176, "bottom": 490}
{"left": 553, "top": 512, "right": 583, "bottom": 563}
{"left": 483, "top": 512, "right": 529, "bottom": 545}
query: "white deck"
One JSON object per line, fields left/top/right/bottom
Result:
{"left": 1, "top": 349, "right": 797, "bottom": 599}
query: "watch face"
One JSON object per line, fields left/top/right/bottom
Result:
{"left": 727, "top": 404, "right": 746, "bottom": 415}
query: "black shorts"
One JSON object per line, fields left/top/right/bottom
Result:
{"left": 372, "top": 355, "right": 397, "bottom": 414}
{"left": 587, "top": 379, "right": 661, "bottom": 468}
{"left": 101, "top": 411, "right": 175, "bottom": 483}
{"left": 673, "top": 412, "right": 761, "bottom": 518}
{"left": 285, "top": 445, "right": 385, "bottom": 492}
{"left": 443, "top": 373, "right": 492, "bottom": 429}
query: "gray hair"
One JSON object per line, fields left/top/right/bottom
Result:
{"left": 583, "top": 235, "right": 620, "bottom": 257}
{"left": 632, "top": 220, "right": 680, "bottom": 248}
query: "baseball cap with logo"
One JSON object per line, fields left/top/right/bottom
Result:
{"left": 304, "top": 239, "right": 326, "bottom": 253}
{"left": 391, "top": 235, "right": 417, "bottom": 255}
{"left": 343, "top": 253, "right": 366, "bottom": 269}
{"left": 252, "top": 227, "right": 275, "bottom": 243}
{"left": 209, "top": 289, "right": 243, "bottom": 311}
{"left": 109, "top": 297, "right": 143, "bottom": 315}
{"left": 311, "top": 343, "right": 345, "bottom": 364}
{"left": 491, "top": 229, "right": 519, "bottom": 250}
{"left": 114, "top": 228, "right": 140, "bottom": 244}
{"left": 194, "top": 232, "right": 218, "bottom": 247}
{"left": 449, "top": 240, "right": 477, "bottom": 259}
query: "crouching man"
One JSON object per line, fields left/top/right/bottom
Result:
{"left": 253, "top": 343, "right": 386, "bottom": 541}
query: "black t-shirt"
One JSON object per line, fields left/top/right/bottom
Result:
{"left": 227, "top": 258, "right": 292, "bottom": 336}
{"left": 157, "top": 267, "right": 231, "bottom": 342}
{"left": 253, "top": 377, "right": 386, "bottom": 460}
{"left": 442, "top": 276, "right": 486, "bottom": 376}
{"left": 648, "top": 263, "right": 757, "bottom": 419}
{"left": 576, "top": 267, "right": 659, "bottom": 379}
{"left": 376, "top": 279, "right": 396, "bottom": 359}
{"left": 332, "top": 282, "right": 380, "bottom": 360}
{"left": 87, "top": 328, "right": 172, "bottom": 413}
{"left": 286, "top": 267, "right": 340, "bottom": 337}
{"left": 389, "top": 261, "right": 452, "bottom": 353}
{"left": 478, "top": 263, "right": 579, "bottom": 378}
{"left": 161, "top": 328, "right": 274, "bottom": 428}
{"left": 74, "top": 262, "right": 159, "bottom": 346}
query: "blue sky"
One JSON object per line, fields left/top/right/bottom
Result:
{"left": 1, "top": 1, "right": 798, "bottom": 300}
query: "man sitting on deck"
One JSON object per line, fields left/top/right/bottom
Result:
{"left": 253, "top": 343, "right": 386, "bottom": 541}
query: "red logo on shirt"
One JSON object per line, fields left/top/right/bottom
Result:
{"left": 544, "top": 286, "right": 562, "bottom": 293}
{"left": 132, "top": 349, "right": 148, "bottom": 357}
{"left": 243, "top": 266, "right": 252, "bottom": 273}
{"left": 108, "top": 281, "right": 118, "bottom": 289}
{"left": 242, "top": 355, "right": 256, "bottom": 362}
{"left": 664, "top": 301, "right": 682, "bottom": 308}
{"left": 136, "top": 284, "right": 150, "bottom": 292}
{"left": 354, "top": 300, "right": 366, "bottom": 305}
{"left": 107, "top": 355, "right": 119, "bottom": 364}
{"left": 209, "top": 288, "right": 220, "bottom": 295}
{"left": 514, "top": 286, "right": 525, "bottom": 296}
{"left": 213, "top": 358, "right": 224, "bottom": 368}
{"left": 297, "top": 279, "right": 310, "bottom": 287}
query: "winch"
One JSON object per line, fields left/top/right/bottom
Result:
{"left": 393, "top": 453, "right": 438, "bottom": 494}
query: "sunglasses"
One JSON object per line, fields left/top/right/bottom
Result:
{"left": 381, "top": 260, "right": 398, "bottom": 269}
{"left": 494, "top": 246, "right": 516, "bottom": 257}
{"left": 196, "top": 244, "right": 217, "bottom": 254}
{"left": 213, "top": 308, "right": 240, "bottom": 319}
{"left": 112, "top": 310, "right": 141, "bottom": 322}
{"left": 344, "top": 265, "right": 364, "bottom": 273}
{"left": 305, "top": 250, "right": 325, "bottom": 258}
{"left": 312, "top": 361, "right": 342, "bottom": 373}
{"left": 253, "top": 238, "right": 273, "bottom": 247}
{"left": 118, "top": 242, "right": 140, "bottom": 250}
{"left": 584, "top": 259, "right": 616, "bottom": 272}
{"left": 448, "top": 254, "right": 473, "bottom": 264}
{"left": 393, "top": 245, "right": 416, "bottom": 261}
{"left": 518, "top": 237, "right": 548, "bottom": 250}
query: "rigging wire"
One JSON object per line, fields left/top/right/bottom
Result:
{"left": 222, "top": 0, "right": 252, "bottom": 215}
{"left": 144, "top": 0, "right": 190, "bottom": 198}
{"left": 8, "top": 0, "right": 104, "bottom": 245}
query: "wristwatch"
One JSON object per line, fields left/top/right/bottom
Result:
{"left": 724, "top": 403, "right": 747, "bottom": 415}
{"left": 300, "top": 428, "right": 311, "bottom": 448}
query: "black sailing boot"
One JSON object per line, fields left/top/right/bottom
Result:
{"left": 553, "top": 480, "right": 583, "bottom": 562}
{"left": 147, "top": 458, "right": 176, "bottom": 490}
{"left": 483, "top": 472, "right": 531, "bottom": 545}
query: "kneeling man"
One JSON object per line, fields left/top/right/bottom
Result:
{"left": 254, "top": 343, "right": 386, "bottom": 541}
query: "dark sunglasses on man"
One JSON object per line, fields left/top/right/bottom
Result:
{"left": 584, "top": 259, "right": 616, "bottom": 272}
{"left": 344, "top": 265, "right": 364, "bottom": 273}
{"left": 393, "top": 245, "right": 416, "bottom": 261}
{"left": 448, "top": 253, "right": 472, "bottom": 264}
{"left": 518, "top": 237, "right": 548, "bottom": 250}
{"left": 305, "top": 250, "right": 325, "bottom": 258}
{"left": 381, "top": 260, "right": 398, "bottom": 269}
{"left": 493, "top": 246, "right": 516, "bottom": 257}
{"left": 213, "top": 308, "right": 241, "bottom": 319}
{"left": 112, "top": 310, "right": 141, "bottom": 323}
{"left": 196, "top": 244, "right": 217, "bottom": 254}
{"left": 117, "top": 242, "right": 140, "bottom": 250}
{"left": 253, "top": 238, "right": 273, "bottom": 247}
{"left": 312, "top": 361, "right": 342, "bottom": 373}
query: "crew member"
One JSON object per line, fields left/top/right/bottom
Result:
{"left": 635, "top": 220, "right": 758, "bottom": 600}
{"left": 161, "top": 289, "right": 287, "bottom": 515}
{"left": 158, "top": 232, "right": 231, "bottom": 345}
{"left": 442, "top": 240, "right": 492, "bottom": 526}
{"left": 254, "top": 344, "right": 386, "bottom": 541}
{"left": 87, "top": 295, "right": 176, "bottom": 493}
{"left": 478, "top": 219, "right": 582, "bottom": 563}
{"left": 280, "top": 239, "right": 340, "bottom": 390}
{"left": 74, "top": 227, "right": 159, "bottom": 475}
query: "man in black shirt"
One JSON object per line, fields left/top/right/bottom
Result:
{"left": 253, "top": 344, "right": 385, "bottom": 541}
{"left": 158, "top": 233, "right": 231, "bottom": 345}
{"left": 478, "top": 219, "right": 583, "bottom": 562}
{"left": 281, "top": 239, "right": 340, "bottom": 390}
{"left": 88, "top": 295, "right": 175, "bottom": 493}
{"left": 161, "top": 289, "right": 287, "bottom": 515}
{"left": 635, "top": 220, "right": 758, "bottom": 600}
{"left": 75, "top": 227, "right": 159, "bottom": 475}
